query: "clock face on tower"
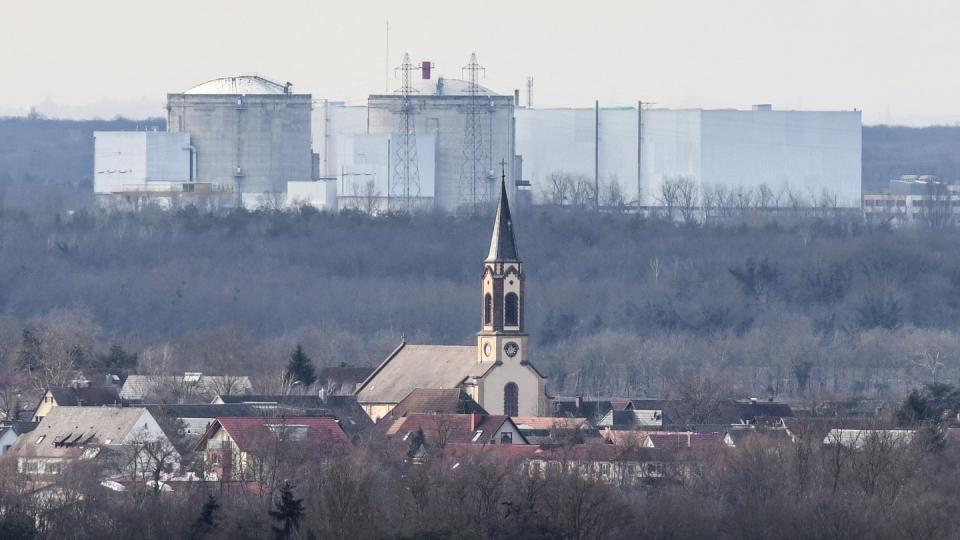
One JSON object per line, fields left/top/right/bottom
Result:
{"left": 483, "top": 343, "right": 492, "bottom": 357}
{"left": 504, "top": 341, "right": 519, "bottom": 358}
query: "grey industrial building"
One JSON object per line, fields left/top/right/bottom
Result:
{"left": 93, "top": 66, "right": 861, "bottom": 214}
{"left": 366, "top": 77, "right": 517, "bottom": 211}
{"left": 166, "top": 75, "right": 314, "bottom": 206}
{"left": 95, "top": 75, "right": 314, "bottom": 209}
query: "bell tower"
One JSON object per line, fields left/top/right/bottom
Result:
{"left": 478, "top": 166, "right": 526, "bottom": 365}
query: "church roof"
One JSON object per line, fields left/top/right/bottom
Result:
{"left": 355, "top": 344, "right": 493, "bottom": 405}
{"left": 486, "top": 177, "right": 519, "bottom": 262}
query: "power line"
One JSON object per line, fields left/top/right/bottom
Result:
{"left": 390, "top": 53, "right": 422, "bottom": 213}
{"left": 458, "top": 52, "right": 490, "bottom": 213}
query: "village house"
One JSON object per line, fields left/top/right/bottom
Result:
{"left": 511, "top": 416, "right": 599, "bottom": 445}
{"left": 525, "top": 444, "right": 702, "bottom": 487}
{"left": 145, "top": 404, "right": 265, "bottom": 440}
{"left": 194, "top": 416, "right": 350, "bottom": 482}
{"left": 373, "top": 388, "right": 488, "bottom": 430}
{"left": 356, "top": 177, "right": 549, "bottom": 420}
{"left": 5, "top": 407, "right": 179, "bottom": 481}
{"left": 120, "top": 372, "right": 253, "bottom": 403}
{"left": 315, "top": 365, "right": 375, "bottom": 395}
{"left": 0, "top": 421, "right": 38, "bottom": 456}
{"left": 382, "top": 412, "right": 528, "bottom": 447}
{"left": 211, "top": 393, "right": 373, "bottom": 436}
{"left": 32, "top": 386, "right": 122, "bottom": 422}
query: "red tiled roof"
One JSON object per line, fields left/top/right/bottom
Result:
{"left": 197, "top": 416, "right": 350, "bottom": 453}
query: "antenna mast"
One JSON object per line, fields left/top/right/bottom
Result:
{"left": 391, "top": 53, "right": 422, "bottom": 212}
{"left": 526, "top": 76, "right": 534, "bottom": 108}
{"left": 458, "top": 52, "right": 489, "bottom": 213}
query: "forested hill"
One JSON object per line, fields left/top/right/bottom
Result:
{"left": 0, "top": 116, "right": 166, "bottom": 188}
{"left": 0, "top": 116, "right": 959, "bottom": 194}
{"left": 862, "top": 125, "right": 960, "bottom": 191}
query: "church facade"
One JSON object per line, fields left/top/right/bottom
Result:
{"left": 355, "top": 177, "right": 548, "bottom": 422}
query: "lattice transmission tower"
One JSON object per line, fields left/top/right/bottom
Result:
{"left": 391, "top": 53, "right": 421, "bottom": 212}
{"left": 458, "top": 52, "right": 490, "bottom": 213}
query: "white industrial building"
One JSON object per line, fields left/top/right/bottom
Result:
{"left": 93, "top": 131, "right": 192, "bottom": 194}
{"left": 286, "top": 179, "right": 338, "bottom": 211}
{"left": 313, "top": 65, "right": 518, "bottom": 213}
{"left": 515, "top": 105, "right": 862, "bottom": 208}
{"left": 93, "top": 70, "right": 862, "bottom": 214}
{"left": 96, "top": 75, "right": 314, "bottom": 210}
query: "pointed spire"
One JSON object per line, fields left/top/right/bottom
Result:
{"left": 486, "top": 162, "right": 519, "bottom": 262}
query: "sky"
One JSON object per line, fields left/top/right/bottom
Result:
{"left": 1, "top": 0, "right": 958, "bottom": 125}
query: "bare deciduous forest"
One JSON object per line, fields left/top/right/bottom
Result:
{"left": 2, "top": 117, "right": 960, "bottom": 402}
{"left": 0, "top": 203, "right": 957, "bottom": 402}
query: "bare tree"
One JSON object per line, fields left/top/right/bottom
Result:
{"left": 675, "top": 177, "right": 700, "bottom": 224}
{"left": 568, "top": 175, "right": 596, "bottom": 209}
{"left": 545, "top": 172, "right": 572, "bottom": 207}
{"left": 657, "top": 176, "right": 683, "bottom": 220}
{"left": 352, "top": 180, "right": 381, "bottom": 215}
{"left": 601, "top": 175, "right": 625, "bottom": 211}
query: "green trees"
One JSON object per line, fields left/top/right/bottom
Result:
{"left": 284, "top": 345, "right": 317, "bottom": 388}
{"left": 269, "top": 481, "right": 305, "bottom": 540}
{"left": 188, "top": 495, "right": 220, "bottom": 540}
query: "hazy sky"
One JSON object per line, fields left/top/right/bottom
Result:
{"left": 2, "top": 0, "right": 958, "bottom": 125}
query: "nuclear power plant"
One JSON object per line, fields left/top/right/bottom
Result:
{"left": 93, "top": 55, "right": 862, "bottom": 212}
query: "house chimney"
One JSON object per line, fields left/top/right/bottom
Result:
{"left": 318, "top": 386, "right": 326, "bottom": 403}
{"left": 470, "top": 413, "right": 482, "bottom": 431}
{"left": 686, "top": 432, "right": 691, "bottom": 448}
{"left": 750, "top": 397, "right": 758, "bottom": 405}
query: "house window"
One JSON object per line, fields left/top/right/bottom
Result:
{"left": 500, "top": 432, "right": 513, "bottom": 444}
{"left": 504, "top": 383, "right": 519, "bottom": 417}
{"left": 504, "top": 293, "right": 519, "bottom": 326}
{"left": 484, "top": 293, "right": 492, "bottom": 325}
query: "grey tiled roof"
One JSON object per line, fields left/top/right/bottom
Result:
{"left": 120, "top": 375, "right": 253, "bottom": 401}
{"left": 356, "top": 344, "right": 490, "bottom": 405}
{"left": 7, "top": 407, "right": 152, "bottom": 460}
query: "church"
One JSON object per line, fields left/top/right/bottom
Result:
{"left": 355, "top": 176, "right": 549, "bottom": 422}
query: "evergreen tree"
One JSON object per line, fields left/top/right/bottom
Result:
{"left": 188, "top": 495, "right": 221, "bottom": 540}
{"left": 15, "top": 329, "right": 43, "bottom": 374}
{"left": 96, "top": 344, "right": 138, "bottom": 370}
{"left": 283, "top": 345, "right": 317, "bottom": 388}
{"left": 269, "top": 481, "right": 305, "bottom": 540}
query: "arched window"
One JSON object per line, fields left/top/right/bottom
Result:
{"left": 504, "top": 382, "right": 519, "bottom": 417}
{"left": 504, "top": 292, "right": 519, "bottom": 326}
{"left": 484, "top": 293, "right": 492, "bottom": 325}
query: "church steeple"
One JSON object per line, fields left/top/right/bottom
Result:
{"left": 478, "top": 164, "right": 526, "bottom": 365}
{"left": 486, "top": 174, "right": 519, "bottom": 262}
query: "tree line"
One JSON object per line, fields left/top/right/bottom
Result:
{"left": 0, "top": 205, "right": 959, "bottom": 405}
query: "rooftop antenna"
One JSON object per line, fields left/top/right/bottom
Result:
{"left": 458, "top": 52, "right": 489, "bottom": 213}
{"left": 526, "top": 76, "right": 534, "bottom": 108}
{"left": 391, "top": 53, "right": 422, "bottom": 212}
